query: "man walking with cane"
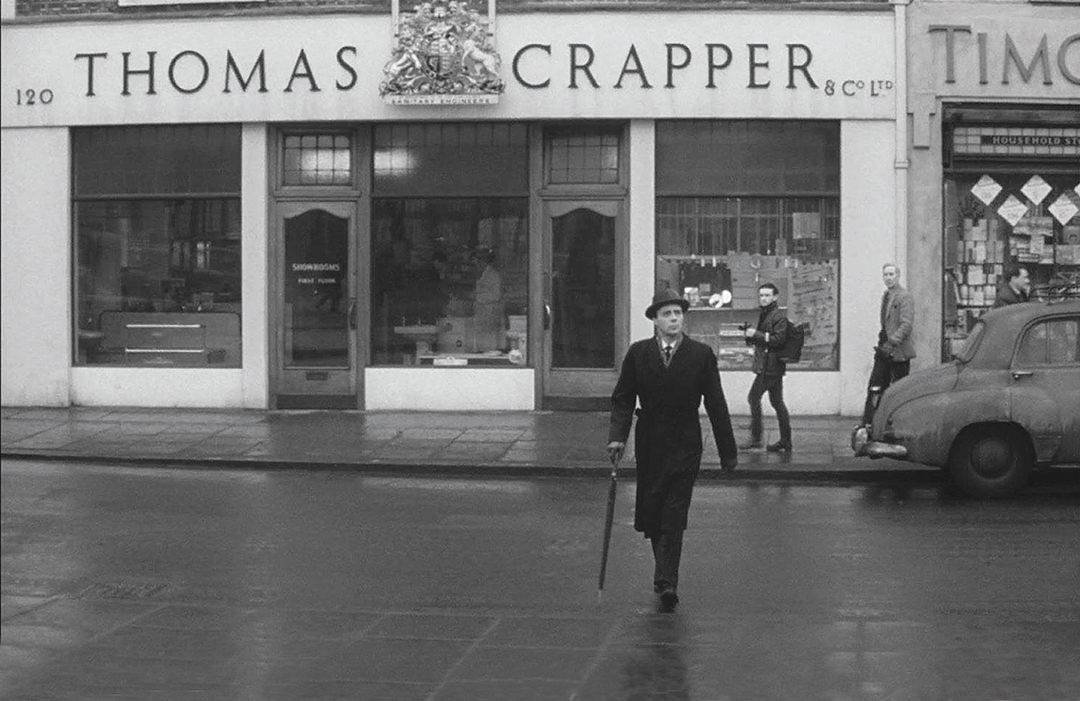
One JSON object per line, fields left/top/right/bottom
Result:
{"left": 607, "top": 288, "right": 738, "bottom": 611}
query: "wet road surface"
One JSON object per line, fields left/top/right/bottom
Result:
{"left": 2, "top": 459, "right": 1078, "bottom": 700}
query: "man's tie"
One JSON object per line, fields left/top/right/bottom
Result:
{"left": 663, "top": 344, "right": 673, "bottom": 366}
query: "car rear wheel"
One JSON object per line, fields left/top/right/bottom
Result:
{"left": 948, "top": 425, "right": 1033, "bottom": 498}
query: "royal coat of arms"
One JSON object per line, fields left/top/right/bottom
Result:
{"left": 380, "top": 1, "right": 506, "bottom": 103}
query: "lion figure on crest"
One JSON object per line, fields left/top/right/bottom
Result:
{"left": 461, "top": 38, "right": 500, "bottom": 83}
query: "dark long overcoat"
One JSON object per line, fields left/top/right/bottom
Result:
{"left": 608, "top": 336, "right": 738, "bottom": 537}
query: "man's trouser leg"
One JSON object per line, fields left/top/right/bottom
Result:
{"left": 861, "top": 354, "right": 892, "bottom": 425}
{"left": 651, "top": 530, "right": 684, "bottom": 593}
{"left": 766, "top": 376, "right": 792, "bottom": 445}
{"left": 747, "top": 374, "right": 766, "bottom": 442}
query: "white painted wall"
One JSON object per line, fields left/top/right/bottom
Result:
{"left": 1, "top": 128, "right": 71, "bottom": 406}
{"left": 70, "top": 368, "right": 245, "bottom": 407}
{"left": 365, "top": 368, "right": 534, "bottom": 410}
{"left": 628, "top": 120, "right": 657, "bottom": 345}
{"left": 241, "top": 123, "right": 270, "bottom": 408}
{"left": 837, "top": 119, "right": 901, "bottom": 413}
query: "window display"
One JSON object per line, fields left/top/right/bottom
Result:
{"left": 370, "top": 123, "right": 528, "bottom": 367}
{"left": 73, "top": 126, "right": 242, "bottom": 366}
{"left": 655, "top": 121, "right": 841, "bottom": 370}
{"left": 943, "top": 172, "right": 1080, "bottom": 357}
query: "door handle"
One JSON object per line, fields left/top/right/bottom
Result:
{"left": 348, "top": 298, "right": 357, "bottom": 330}
{"left": 544, "top": 302, "right": 551, "bottom": 330}
{"left": 1012, "top": 370, "right": 1033, "bottom": 379}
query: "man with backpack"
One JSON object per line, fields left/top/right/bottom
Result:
{"left": 739, "top": 283, "right": 793, "bottom": 453}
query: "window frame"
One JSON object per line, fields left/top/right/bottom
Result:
{"left": 72, "top": 125, "right": 244, "bottom": 368}
{"left": 1014, "top": 316, "right": 1080, "bottom": 368}
{"left": 274, "top": 126, "right": 361, "bottom": 199}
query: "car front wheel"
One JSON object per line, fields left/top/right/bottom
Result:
{"left": 948, "top": 425, "right": 1034, "bottom": 498}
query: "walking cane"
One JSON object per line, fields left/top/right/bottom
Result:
{"left": 597, "top": 451, "right": 621, "bottom": 605}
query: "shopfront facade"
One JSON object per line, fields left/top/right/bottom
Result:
{"left": 2, "top": 4, "right": 902, "bottom": 413}
{"left": 906, "top": 1, "right": 1080, "bottom": 363}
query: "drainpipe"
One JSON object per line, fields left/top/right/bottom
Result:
{"left": 893, "top": 0, "right": 911, "bottom": 277}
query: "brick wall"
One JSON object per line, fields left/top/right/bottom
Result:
{"left": 13, "top": 0, "right": 888, "bottom": 21}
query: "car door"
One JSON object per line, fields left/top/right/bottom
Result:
{"left": 1011, "top": 315, "right": 1080, "bottom": 463}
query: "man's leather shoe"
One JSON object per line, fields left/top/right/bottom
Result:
{"left": 738, "top": 440, "right": 763, "bottom": 451}
{"left": 659, "top": 587, "right": 679, "bottom": 611}
{"left": 766, "top": 441, "right": 792, "bottom": 453}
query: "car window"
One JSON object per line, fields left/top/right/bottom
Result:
{"left": 1016, "top": 318, "right": 1079, "bottom": 366}
{"left": 1048, "top": 319, "right": 1078, "bottom": 364}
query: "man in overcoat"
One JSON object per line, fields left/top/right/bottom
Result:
{"left": 861, "top": 263, "right": 916, "bottom": 425}
{"left": 607, "top": 288, "right": 738, "bottom": 610}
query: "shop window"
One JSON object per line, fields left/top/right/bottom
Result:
{"left": 73, "top": 125, "right": 242, "bottom": 367}
{"left": 371, "top": 122, "right": 528, "bottom": 367}
{"left": 546, "top": 127, "right": 620, "bottom": 184}
{"left": 283, "top": 133, "right": 352, "bottom": 186}
{"left": 655, "top": 121, "right": 841, "bottom": 371}
{"left": 943, "top": 172, "right": 1080, "bottom": 357}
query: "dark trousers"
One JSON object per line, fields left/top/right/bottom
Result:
{"left": 748, "top": 373, "right": 791, "bottom": 444}
{"left": 650, "top": 530, "right": 684, "bottom": 593}
{"left": 861, "top": 355, "right": 910, "bottom": 425}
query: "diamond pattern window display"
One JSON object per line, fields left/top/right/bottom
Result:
{"left": 997, "top": 195, "right": 1028, "bottom": 227}
{"left": 1048, "top": 193, "right": 1079, "bottom": 226}
{"left": 1020, "top": 175, "right": 1053, "bottom": 206}
{"left": 971, "top": 174, "right": 1002, "bottom": 205}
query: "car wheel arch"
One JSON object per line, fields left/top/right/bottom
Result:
{"left": 946, "top": 421, "right": 1036, "bottom": 498}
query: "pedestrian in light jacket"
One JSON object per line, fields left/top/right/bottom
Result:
{"left": 861, "top": 263, "right": 916, "bottom": 426}
{"left": 607, "top": 288, "right": 738, "bottom": 611}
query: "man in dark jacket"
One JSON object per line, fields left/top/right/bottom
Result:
{"left": 607, "top": 288, "right": 738, "bottom": 611}
{"left": 993, "top": 263, "right": 1031, "bottom": 308}
{"left": 739, "top": 283, "right": 792, "bottom": 452}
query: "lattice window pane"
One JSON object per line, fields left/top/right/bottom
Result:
{"left": 283, "top": 132, "right": 353, "bottom": 186}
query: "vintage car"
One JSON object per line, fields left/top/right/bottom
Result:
{"left": 852, "top": 300, "right": 1080, "bottom": 498}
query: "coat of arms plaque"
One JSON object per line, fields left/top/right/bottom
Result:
{"left": 381, "top": 0, "right": 506, "bottom": 104}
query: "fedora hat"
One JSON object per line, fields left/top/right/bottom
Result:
{"left": 645, "top": 288, "right": 690, "bottom": 319}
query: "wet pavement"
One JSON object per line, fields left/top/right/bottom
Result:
{"left": 1, "top": 406, "right": 931, "bottom": 482}
{"left": 2, "top": 460, "right": 1078, "bottom": 700}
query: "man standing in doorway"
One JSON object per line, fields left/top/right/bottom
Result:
{"left": 993, "top": 263, "right": 1031, "bottom": 308}
{"left": 607, "top": 288, "right": 738, "bottom": 611}
{"left": 861, "top": 263, "right": 915, "bottom": 426}
{"left": 739, "top": 283, "right": 793, "bottom": 453}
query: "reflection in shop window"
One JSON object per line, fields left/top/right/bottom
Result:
{"left": 655, "top": 121, "right": 841, "bottom": 371}
{"left": 73, "top": 125, "right": 242, "bottom": 367}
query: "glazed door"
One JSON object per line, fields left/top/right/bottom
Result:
{"left": 272, "top": 202, "right": 359, "bottom": 409}
{"left": 541, "top": 200, "right": 625, "bottom": 409}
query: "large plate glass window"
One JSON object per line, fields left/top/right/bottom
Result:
{"left": 73, "top": 125, "right": 242, "bottom": 366}
{"left": 371, "top": 123, "right": 528, "bottom": 367}
{"left": 655, "top": 120, "right": 841, "bottom": 370}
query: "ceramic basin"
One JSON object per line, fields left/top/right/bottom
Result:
{"left": 393, "top": 324, "right": 441, "bottom": 355}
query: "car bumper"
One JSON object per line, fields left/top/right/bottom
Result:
{"left": 851, "top": 425, "right": 909, "bottom": 459}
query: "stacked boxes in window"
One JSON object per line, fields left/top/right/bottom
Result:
{"left": 957, "top": 217, "right": 1004, "bottom": 308}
